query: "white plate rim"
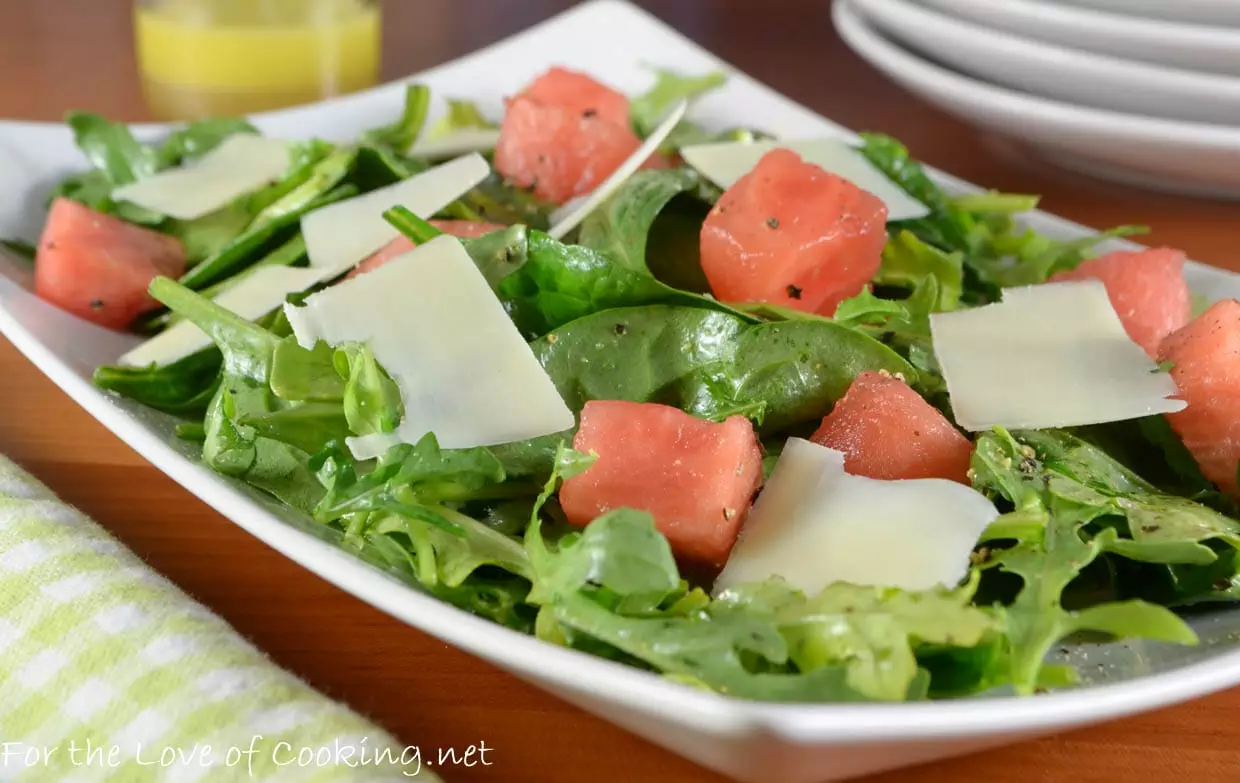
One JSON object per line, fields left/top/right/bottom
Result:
{"left": 832, "top": 0, "right": 1240, "bottom": 150}
{"left": 851, "top": 0, "right": 1240, "bottom": 125}
{"left": 3, "top": 0, "right": 1240, "bottom": 747}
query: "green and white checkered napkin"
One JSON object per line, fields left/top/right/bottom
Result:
{"left": 0, "top": 454, "right": 439, "bottom": 782}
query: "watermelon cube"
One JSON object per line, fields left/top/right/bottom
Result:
{"left": 1050, "top": 247, "right": 1190, "bottom": 358}
{"left": 1160, "top": 299, "right": 1240, "bottom": 497}
{"left": 559, "top": 400, "right": 764, "bottom": 567}
{"left": 699, "top": 148, "right": 888, "bottom": 317}
{"left": 35, "top": 197, "right": 187, "bottom": 330}
{"left": 348, "top": 220, "right": 503, "bottom": 279}
{"left": 810, "top": 371, "right": 973, "bottom": 484}
{"left": 513, "top": 66, "right": 631, "bottom": 128}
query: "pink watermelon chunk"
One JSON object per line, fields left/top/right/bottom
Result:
{"left": 1159, "top": 299, "right": 1240, "bottom": 497}
{"left": 810, "top": 371, "right": 973, "bottom": 484}
{"left": 35, "top": 197, "right": 187, "bottom": 330}
{"left": 347, "top": 219, "right": 504, "bottom": 279}
{"left": 559, "top": 400, "right": 764, "bottom": 568}
{"left": 1050, "top": 247, "right": 1190, "bottom": 357}
{"left": 513, "top": 66, "right": 631, "bottom": 128}
{"left": 699, "top": 149, "right": 889, "bottom": 317}
{"left": 495, "top": 97, "right": 642, "bottom": 205}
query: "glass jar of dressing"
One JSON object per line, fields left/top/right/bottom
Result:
{"left": 135, "top": 0, "right": 382, "bottom": 120}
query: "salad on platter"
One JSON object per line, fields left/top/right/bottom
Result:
{"left": 13, "top": 64, "right": 1240, "bottom": 705}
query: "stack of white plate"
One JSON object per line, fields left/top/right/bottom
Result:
{"left": 835, "top": 0, "right": 1240, "bottom": 198}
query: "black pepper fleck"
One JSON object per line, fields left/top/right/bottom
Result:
{"left": 582, "top": 108, "right": 598, "bottom": 118}
{"left": 89, "top": 299, "right": 104, "bottom": 310}
{"left": 766, "top": 217, "right": 780, "bottom": 229}
{"left": 1140, "top": 524, "right": 1161, "bottom": 533}
{"left": 786, "top": 284, "right": 803, "bottom": 300}
{"left": 613, "top": 323, "right": 628, "bottom": 336}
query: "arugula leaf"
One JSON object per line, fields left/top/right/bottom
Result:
{"left": 166, "top": 203, "right": 255, "bottom": 266}
{"left": 875, "top": 230, "right": 964, "bottom": 311}
{"left": 148, "top": 277, "right": 323, "bottom": 512}
{"left": 457, "top": 171, "right": 555, "bottom": 230}
{"left": 715, "top": 575, "right": 996, "bottom": 701}
{"left": 157, "top": 118, "right": 259, "bottom": 167}
{"left": 336, "top": 343, "right": 404, "bottom": 437}
{"left": 270, "top": 338, "right": 344, "bottom": 402}
{"left": 364, "top": 84, "right": 431, "bottom": 151}
{"left": 858, "top": 132, "right": 1143, "bottom": 297}
{"left": 66, "top": 111, "right": 158, "bottom": 186}
{"left": 178, "top": 149, "right": 357, "bottom": 289}
{"left": 630, "top": 68, "right": 726, "bottom": 137}
{"left": 972, "top": 429, "right": 1200, "bottom": 694}
{"left": 426, "top": 99, "right": 496, "bottom": 138}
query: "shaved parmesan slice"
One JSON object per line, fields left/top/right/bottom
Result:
{"left": 112, "top": 134, "right": 291, "bottom": 220}
{"left": 284, "top": 235, "right": 574, "bottom": 459}
{"left": 301, "top": 153, "right": 490, "bottom": 272}
{"left": 680, "top": 137, "right": 929, "bottom": 222}
{"left": 118, "top": 265, "right": 327, "bottom": 367}
{"left": 930, "top": 279, "right": 1186, "bottom": 431}
{"left": 410, "top": 128, "right": 502, "bottom": 159}
{"left": 547, "top": 99, "right": 688, "bottom": 240}
{"left": 715, "top": 439, "right": 997, "bottom": 594}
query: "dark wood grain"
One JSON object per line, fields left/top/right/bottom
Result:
{"left": 3, "top": 2, "right": 1239, "bottom": 781}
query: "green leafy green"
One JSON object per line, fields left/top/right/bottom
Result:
{"left": 577, "top": 168, "right": 702, "bottom": 271}
{"left": 336, "top": 343, "right": 404, "bottom": 437}
{"left": 532, "top": 304, "right": 913, "bottom": 432}
{"left": 178, "top": 149, "right": 357, "bottom": 289}
{"left": 0, "top": 239, "right": 35, "bottom": 262}
{"left": 157, "top": 118, "right": 259, "bottom": 166}
{"left": 972, "top": 429, "right": 1201, "bottom": 693}
{"left": 859, "top": 133, "right": 1144, "bottom": 298}
{"left": 92, "top": 347, "right": 222, "bottom": 416}
{"left": 363, "top": 84, "right": 431, "bottom": 151}
{"left": 148, "top": 277, "right": 324, "bottom": 512}
{"left": 631, "top": 68, "right": 726, "bottom": 137}
{"left": 426, "top": 99, "right": 496, "bottom": 139}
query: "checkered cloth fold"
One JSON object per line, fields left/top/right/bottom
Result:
{"left": 0, "top": 454, "right": 437, "bottom": 782}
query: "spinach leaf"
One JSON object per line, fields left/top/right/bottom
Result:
{"left": 630, "top": 68, "right": 726, "bottom": 137}
{"left": 972, "top": 429, "right": 1200, "bottom": 693}
{"left": 167, "top": 204, "right": 254, "bottom": 266}
{"left": 384, "top": 205, "right": 752, "bottom": 338}
{"left": 690, "top": 319, "right": 919, "bottom": 432}
{"left": 577, "top": 168, "right": 702, "bottom": 271}
{"left": 531, "top": 305, "right": 746, "bottom": 412}
{"left": 532, "top": 304, "right": 912, "bottom": 432}
{"left": 92, "top": 347, "right": 222, "bottom": 415}
{"left": 157, "top": 118, "right": 259, "bottom": 167}
{"left": 363, "top": 84, "right": 431, "bottom": 151}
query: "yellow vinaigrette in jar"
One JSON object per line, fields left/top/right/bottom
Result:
{"left": 135, "top": 0, "right": 381, "bottom": 120}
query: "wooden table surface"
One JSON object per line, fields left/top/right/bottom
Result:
{"left": 3, "top": 1, "right": 1240, "bottom": 781}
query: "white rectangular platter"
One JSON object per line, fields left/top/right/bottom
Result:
{"left": 4, "top": 3, "right": 1240, "bottom": 781}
